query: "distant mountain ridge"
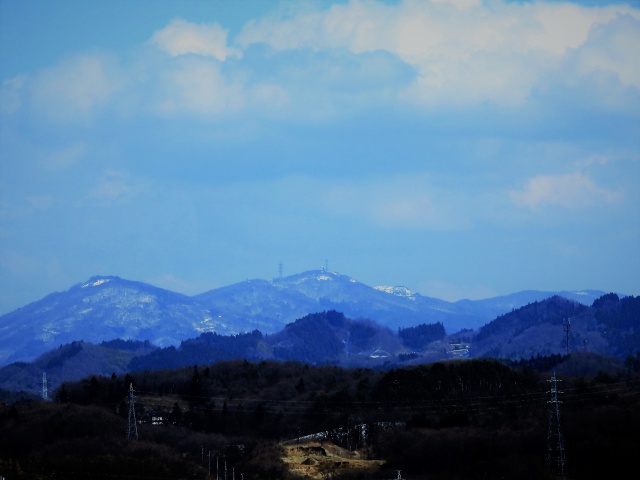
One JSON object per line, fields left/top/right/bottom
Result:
{"left": 0, "top": 269, "right": 612, "bottom": 365}
{"left": 0, "top": 276, "right": 235, "bottom": 366}
{"left": 2, "top": 293, "right": 638, "bottom": 398}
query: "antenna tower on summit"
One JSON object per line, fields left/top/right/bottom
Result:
{"left": 127, "top": 383, "right": 138, "bottom": 440}
{"left": 546, "top": 369, "right": 567, "bottom": 478}
{"left": 279, "top": 262, "right": 283, "bottom": 279}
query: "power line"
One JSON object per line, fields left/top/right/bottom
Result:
{"left": 128, "top": 378, "right": 640, "bottom": 419}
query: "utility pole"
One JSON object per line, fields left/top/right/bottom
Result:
{"left": 546, "top": 370, "right": 567, "bottom": 479}
{"left": 127, "top": 383, "right": 138, "bottom": 440}
{"left": 563, "top": 318, "right": 571, "bottom": 355}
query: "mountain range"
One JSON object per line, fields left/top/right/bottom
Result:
{"left": 0, "top": 269, "right": 611, "bottom": 366}
{"left": 2, "top": 292, "right": 638, "bottom": 399}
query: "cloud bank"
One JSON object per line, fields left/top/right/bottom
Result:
{"left": 0, "top": 0, "right": 638, "bottom": 312}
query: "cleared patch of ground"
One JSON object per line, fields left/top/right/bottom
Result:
{"left": 282, "top": 441, "right": 385, "bottom": 479}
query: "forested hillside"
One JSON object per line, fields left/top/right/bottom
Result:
{"left": 471, "top": 294, "right": 640, "bottom": 360}
{"left": 129, "top": 311, "right": 443, "bottom": 372}
{"left": 2, "top": 356, "right": 640, "bottom": 479}
{"left": 2, "top": 294, "right": 638, "bottom": 399}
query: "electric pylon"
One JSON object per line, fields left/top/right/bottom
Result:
{"left": 563, "top": 318, "right": 571, "bottom": 355}
{"left": 127, "top": 383, "right": 138, "bottom": 440}
{"left": 42, "top": 371, "right": 48, "bottom": 400}
{"left": 546, "top": 369, "right": 566, "bottom": 478}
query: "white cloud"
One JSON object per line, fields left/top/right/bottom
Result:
{"left": 4, "top": 1, "right": 639, "bottom": 124}
{"left": 509, "top": 172, "right": 620, "bottom": 209}
{"left": 524, "top": 2, "right": 607, "bottom": 56}
{"left": 29, "top": 52, "right": 123, "bottom": 123}
{"left": 432, "top": 0, "right": 481, "bottom": 10}
{"left": 149, "top": 18, "right": 240, "bottom": 60}
{"left": 154, "top": 58, "right": 245, "bottom": 115}
{"left": 567, "top": 13, "right": 640, "bottom": 89}
{"left": 237, "top": 0, "right": 640, "bottom": 107}
{"left": 574, "top": 154, "right": 611, "bottom": 168}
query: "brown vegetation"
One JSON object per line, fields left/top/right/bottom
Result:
{"left": 282, "top": 441, "right": 385, "bottom": 479}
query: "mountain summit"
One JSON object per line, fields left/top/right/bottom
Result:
{"left": 0, "top": 269, "right": 608, "bottom": 365}
{"left": 194, "top": 269, "right": 475, "bottom": 333}
{"left": 0, "top": 275, "right": 233, "bottom": 365}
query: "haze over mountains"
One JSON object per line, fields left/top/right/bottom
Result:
{"left": 0, "top": 269, "right": 610, "bottom": 366}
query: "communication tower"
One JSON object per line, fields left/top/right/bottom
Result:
{"left": 546, "top": 369, "right": 567, "bottom": 478}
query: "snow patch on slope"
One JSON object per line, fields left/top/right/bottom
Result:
{"left": 82, "top": 278, "right": 110, "bottom": 288}
{"left": 374, "top": 286, "right": 415, "bottom": 300}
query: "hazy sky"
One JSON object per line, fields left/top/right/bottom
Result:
{"left": 1, "top": 0, "right": 639, "bottom": 315}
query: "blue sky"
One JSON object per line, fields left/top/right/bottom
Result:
{"left": 0, "top": 0, "right": 638, "bottom": 315}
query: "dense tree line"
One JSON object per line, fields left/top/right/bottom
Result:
{"left": 398, "top": 322, "right": 446, "bottom": 351}
{"left": 510, "top": 353, "right": 568, "bottom": 372}
{"left": 129, "top": 330, "right": 264, "bottom": 371}
{"left": 127, "top": 310, "right": 429, "bottom": 371}
{"left": 2, "top": 355, "right": 639, "bottom": 479}
{"left": 475, "top": 296, "right": 587, "bottom": 342}
{"left": 594, "top": 295, "right": 640, "bottom": 358}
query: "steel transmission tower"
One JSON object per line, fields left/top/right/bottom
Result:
{"left": 127, "top": 383, "right": 138, "bottom": 440}
{"left": 42, "top": 372, "right": 48, "bottom": 400}
{"left": 546, "top": 370, "right": 567, "bottom": 478}
{"left": 563, "top": 318, "right": 571, "bottom": 354}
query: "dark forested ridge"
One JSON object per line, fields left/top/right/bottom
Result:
{"left": 1, "top": 356, "right": 640, "bottom": 479}
{"left": 471, "top": 293, "right": 640, "bottom": 360}
{"left": 2, "top": 293, "right": 639, "bottom": 398}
